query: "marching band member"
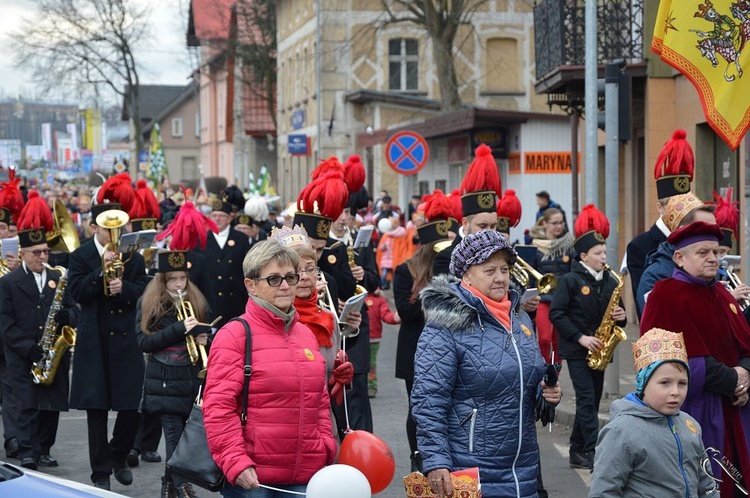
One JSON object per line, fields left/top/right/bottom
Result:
{"left": 0, "top": 192, "right": 78, "bottom": 469}
{"left": 626, "top": 129, "right": 694, "bottom": 318}
{"left": 0, "top": 170, "right": 24, "bottom": 460}
{"left": 393, "top": 189, "right": 453, "bottom": 473}
{"left": 68, "top": 196, "right": 150, "bottom": 490}
{"left": 136, "top": 250, "right": 211, "bottom": 498}
{"left": 202, "top": 195, "right": 251, "bottom": 329}
{"left": 550, "top": 205, "right": 626, "bottom": 471}
{"left": 434, "top": 144, "right": 501, "bottom": 276}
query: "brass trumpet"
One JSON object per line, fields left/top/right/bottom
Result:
{"left": 176, "top": 290, "right": 209, "bottom": 378}
{"left": 96, "top": 209, "right": 129, "bottom": 297}
{"left": 514, "top": 256, "right": 558, "bottom": 294}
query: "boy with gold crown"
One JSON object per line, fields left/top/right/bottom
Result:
{"left": 589, "top": 328, "right": 719, "bottom": 497}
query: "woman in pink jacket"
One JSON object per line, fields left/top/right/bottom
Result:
{"left": 203, "top": 240, "right": 337, "bottom": 497}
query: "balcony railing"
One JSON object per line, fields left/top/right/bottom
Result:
{"left": 534, "top": 0, "right": 644, "bottom": 82}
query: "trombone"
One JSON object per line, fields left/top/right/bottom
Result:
{"left": 512, "top": 256, "right": 558, "bottom": 295}
{"left": 176, "top": 290, "right": 221, "bottom": 378}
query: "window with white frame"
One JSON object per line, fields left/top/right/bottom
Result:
{"left": 171, "top": 117, "right": 183, "bottom": 137}
{"left": 389, "top": 39, "right": 419, "bottom": 91}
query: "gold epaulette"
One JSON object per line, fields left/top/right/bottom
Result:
{"left": 326, "top": 241, "right": 342, "bottom": 250}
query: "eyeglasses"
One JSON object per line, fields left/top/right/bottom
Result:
{"left": 23, "top": 249, "right": 50, "bottom": 257}
{"left": 701, "top": 447, "right": 747, "bottom": 495}
{"left": 300, "top": 267, "right": 319, "bottom": 277}
{"left": 254, "top": 273, "right": 301, "bottom": 287}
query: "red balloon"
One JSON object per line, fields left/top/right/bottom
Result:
{"left": 338, "top": 430, "right": 396, "bottom": 494}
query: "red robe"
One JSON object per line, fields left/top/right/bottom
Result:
{"left": 641, "top": 276, "right": 750, "bottom": 496}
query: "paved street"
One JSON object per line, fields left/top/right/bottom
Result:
{"left": 2, "top": 320, "right": 594, "bottom": 497}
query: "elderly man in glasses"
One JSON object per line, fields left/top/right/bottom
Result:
{"left": 203, "top": 239, "right": 337, "bottom": 496}
{"left": 0, "top": 223, "right": 78, "bottom": 471}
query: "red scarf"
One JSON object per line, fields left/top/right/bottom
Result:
{"left": 462, "top": 283, "right": 512, "bottom": 331}
{"left": 295, "top": 289, "right": 335, "bottom": 348}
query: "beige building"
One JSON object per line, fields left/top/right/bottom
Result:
{"left": 276, "top": 0, "right": 571, "bottom": 221}
{"left": 142, "top": 84, "right": 202, "bottom": 184}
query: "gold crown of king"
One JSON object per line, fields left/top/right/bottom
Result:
{"left": 633, "top": 328, "right": 688, "bottom": 372}
{"left": 270, "top": 225, "right": 311, "bottom": 250}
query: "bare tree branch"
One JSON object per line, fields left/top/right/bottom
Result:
{"left": 11, "top": 0, "right": 151, "bottom": 167}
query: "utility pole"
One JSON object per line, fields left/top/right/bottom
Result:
{"left": 585, "top": 0, "right": 598, "bottom": 205}
{"left": 604, "top": 60, "right": 624, "bottom": 397}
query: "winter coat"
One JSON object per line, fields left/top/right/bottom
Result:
{"left": 637, "top": 240, "right": 676, "bottom": 316}
{"left": 626, "top": 222, "right": 668, "bottom": 317}
{"left": 550, "top": 261, "right": 626, "bottom": 361}
{"left": 412, "top": 276, "right": 545, "bottom": 498}
{"left": 393, "top": 262, "right": 425, "bottom": 381}
{"left": 0, "top": 266, "right": 79, "bottom": 411}
{"left": 203, "top": 297, "right": 337, "bottom": 486}
{"left": 589, "top": 393, "right": 718, "bottom": 498}
{"left": 67, "top": 238, "right": 149, "bottom": 411}
{"left": 135, "top": 299, "right": 207, "bottom": 417}
{"left": 366, "top": 293, "right": 398, "bottom": 341}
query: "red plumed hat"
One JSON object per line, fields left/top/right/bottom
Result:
{"left": 448, "top": 189, "right": 463, "bottom": 221}
{"left": 155, "top": 193, "right": 218, "bottom": 251}
{"left": 17, "top": 190, "right": 53, "bottom": 232}
{"left": 711, "top": 188, "right": 740, "bottom": 247}
{"left": 294, "top": 157, "right": 349, "bottom": 241}
{"left": 418, "top": 189, "right": 454, "bottom": 245}
{"left": 96, "top": 173, "right": 143, "bottom": 217}
{"left": 135, "top": 179, "right": 161, "bottom": 219}
{"left": 460, "top": 144, "right": 501, "bottom": 216}
{"left": 654, "top": 129, "right": 694, "bottom": 199}
{"left": 0, "top": 166, "right": 25, "bottom": 224}
{"left": 573, "top": 204, "right": 610, "bottom": 254}
{"left": 343, "top": 155, "right": 366, "bottom": 194}
{"left": 497, "top": 189, "right": 522, "bottom": 233}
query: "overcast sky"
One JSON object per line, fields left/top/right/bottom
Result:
{"left": 0, "top": 0, "right": 193, "bottom": 104}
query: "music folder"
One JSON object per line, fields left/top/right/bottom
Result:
{"left": 118, "top": 230, "right": 157, "bottom": 253}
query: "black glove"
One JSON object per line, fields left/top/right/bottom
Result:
{"left": 54, "top": 309, "right": 71, "bottom": 326}
{"left": 28, "top": 344, "right": 43, "bottom": 363}
{"left": 536, "top": 363, "right": 560, "bottom": 426}
{"left": 189, "top": 324, "right": 211, "bottom": 337}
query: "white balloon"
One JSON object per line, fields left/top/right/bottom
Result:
{"left": 306, "top": 464, "right": 371, "bottom": 498}
{"left": 377, "top": 218, "right": 392, "bottom": 234}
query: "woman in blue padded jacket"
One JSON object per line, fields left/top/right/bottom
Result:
{"left": 412, "top": 230, "right": 562, "bottom": 498}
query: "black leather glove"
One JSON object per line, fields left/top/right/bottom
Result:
{"left": 54, "top": 309, "right": 71, "bottom": 326}
{"left": 189, "top": 324, "right": 211, "bottom": 337}
{"left": 536, "top": 395, "right": 556, "bottom": 427}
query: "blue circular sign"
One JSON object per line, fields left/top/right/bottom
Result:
{"left": 385, "top": 131, "right": 429, "bottom": 175}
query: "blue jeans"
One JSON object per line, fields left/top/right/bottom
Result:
{"left": 221, "top": 483, "right": 307, "bottom": 497}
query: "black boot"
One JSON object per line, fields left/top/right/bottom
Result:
{"left": 410, "top": 451, "right": 423, "bottom": 473}
{"left": 161, "top": 477, "right": 176, "bottom": 498}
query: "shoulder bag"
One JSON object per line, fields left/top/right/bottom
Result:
{"left": 166, "top": 318, "right": 252, "bottom": 491}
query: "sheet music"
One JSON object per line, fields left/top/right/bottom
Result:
{"left": 354, "top": 226, "right": 374, "bottom": 249}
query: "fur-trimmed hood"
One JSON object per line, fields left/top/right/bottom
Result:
{"left": 420, "top": 274, "right": 519, "bottom": 331}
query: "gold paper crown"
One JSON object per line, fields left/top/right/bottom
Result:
{"left": 270, "top": 225, "right": 312, "bottom": 250}
{"left": 633, "top": 328, "right": 688, "bottom": 373}
{"left": 663, "top": 192, "right": 705, "bottom": 232}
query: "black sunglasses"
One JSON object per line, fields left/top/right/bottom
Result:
{"left": 23, "top": 249, "right": 50, "bottom": 257}
{"left": 254, "top": 273, "right": 300, "bottom": 287}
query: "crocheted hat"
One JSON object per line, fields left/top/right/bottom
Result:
{"left": 450, "top": 230, "right": 517, "bottom": 279}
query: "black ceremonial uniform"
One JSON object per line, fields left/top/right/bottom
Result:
{"left": 202, "top": 229, "right": 250, "bottom": 329}
{"left": 432, "top": 234, "right": 461, "bottom": 277}
{"left": 626, "top": 222, "right": 667, "bottom": 318}
{"left": 67, "top": 238, "right": 150, "bottom": 481}
{"left": 319, "top": 239, "right": 355, "bottom": 300}
{"left": 0, "top": 264, "right": 78, "bottom": 462}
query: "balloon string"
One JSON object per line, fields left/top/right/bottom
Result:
{"left": 259, "top": 484, "right": 306, "bottom": 495}
{"left": 342, "top": 335, "right": 351, "bottom": 431}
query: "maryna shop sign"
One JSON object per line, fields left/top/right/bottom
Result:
{"left": 521, "top": 152, "right": 581, "bottom": 174}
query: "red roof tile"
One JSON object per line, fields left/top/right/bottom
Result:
{"left": 189, "top": 0, "right": 234, "bottom": 41}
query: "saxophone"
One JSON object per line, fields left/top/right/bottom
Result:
{"left": 586, "top": 265, "right": 628, "bottom": 371}
{"left": 31, "top": 264, "right": 76, "bottom": 385}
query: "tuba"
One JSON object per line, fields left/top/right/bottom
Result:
{"left": 586, "top": 265, "right": 628, "bottom": 371}
{"left": 31, "top": 264, "right": 76, "bottom": 385}
{"left": 176, "top": 290, "right": 208, "bottom": 378}
{"left": 47, "top": 199, "right": 80, "bottom": 253}
{"left": 96, "top": 209, "right": 129, "bottom": 297}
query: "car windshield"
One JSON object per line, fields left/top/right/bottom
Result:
{"left": 0, "top": 462, "right": 23, "bottom": 482}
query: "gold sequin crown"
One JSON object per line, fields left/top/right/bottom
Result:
{"left": 633, "top": 328, "right": 688, "bottom": 373}
{"left": 270, "top": 225, "right": 312, "bottom": 250}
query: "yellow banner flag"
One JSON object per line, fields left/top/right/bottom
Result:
{"left": 652, "top": 0, "right": 750, "bottom": 149}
